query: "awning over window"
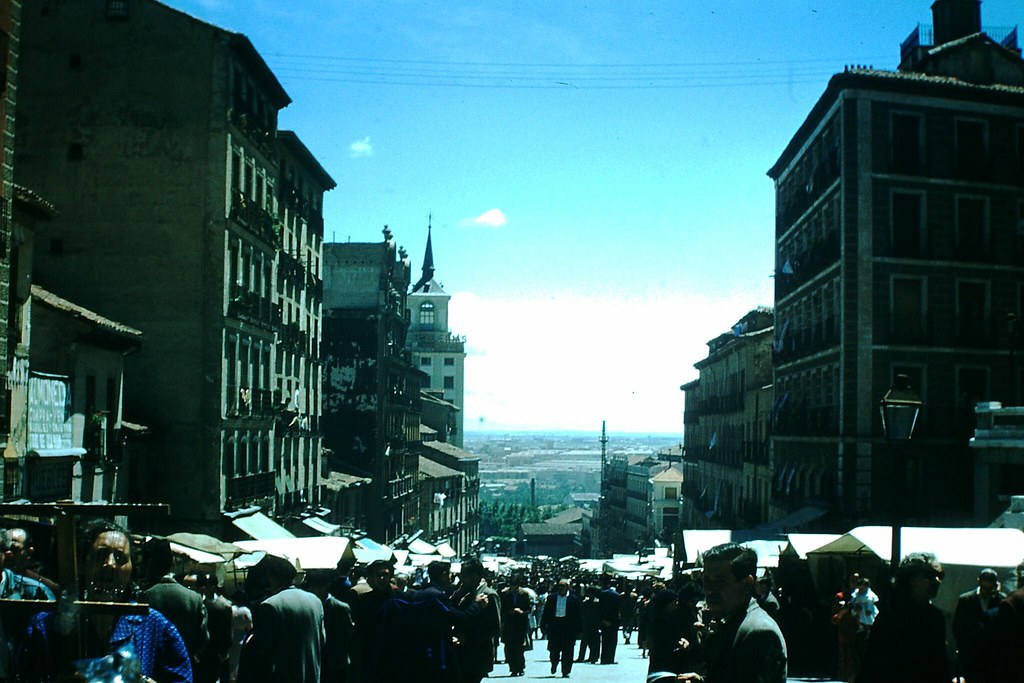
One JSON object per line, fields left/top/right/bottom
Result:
{"left": 27, "top": 448, "right": 86, "bottom": 459}
{"left": 230, "top": 511, "right": 295, "bottom": 540}
{"left": 301, "top": 516, "right": 341, "bottom": 536}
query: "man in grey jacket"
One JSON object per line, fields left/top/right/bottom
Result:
{"left": 681, "top": 543, "right": 787, "bottom": 683}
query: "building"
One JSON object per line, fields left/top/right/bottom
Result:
{"left": 767, "top": 0, "right": 1024, "bottom": 527}
{"left": 649, "top": 465, "right": 685, "bottom": 542}
{"left": 969, "top": 402, "right": 1024, "bottom": 523}
{"left": 322, "top": 231, "right": 421, "bottom": 542}
{"left": 681, "top": 308, "right": 774, "bottom": 529}
{"left": 518, "top": 523, "right": 580, "bottom": 558}
{"left": 419, "top": 439, "right": 481, "bottom": 554}
{"left": 14, "top": 0, "right": 332, "bottom": 531}
{"left": 408, "top": 225, "right": 467, "bottom": 446}
{"left": 625, "top": 456, "right": 672, "bottom": 546}
{"left": 0, "top": 1, "right": 20, "bottom": 492}
{"left": 416, "top": 455, "right": 467, "bottom": 551}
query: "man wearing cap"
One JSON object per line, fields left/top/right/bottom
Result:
{"left": 952, "top": 567, "right": 1004, "bottom": 678}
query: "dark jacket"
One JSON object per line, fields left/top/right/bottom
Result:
{"left": 246, "top": 586, "right": 325, "bottom": 683}
{"left": 541, "top": 591, "right": 582, "bottom": 645}
{"left": 452, "top": 581, "right": 501, "bottom": 678}
{"left": 145, "top": 576, "right": 210, "bottom": 659}
{"left": 859, "top": 598, "right": 948, "bottom": 683}
{"left": 703, "top": 598, "right": 787, "bottom": 683}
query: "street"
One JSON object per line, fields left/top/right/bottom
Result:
{"left": 492, "top": 637, "right": 844, "bottom": 682}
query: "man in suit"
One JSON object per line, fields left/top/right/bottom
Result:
{"left": 143, "top": 538, "right": 210, "bottom": 661}
{"left": 953, "top": 567, "right": 1004, "bottom": 677}
{"left": 597, "top": 574, "right": 621, "bottom": 664}
{"left": 303, "top": 569, "right": 355, "bottom": 683}
{"left": 452, "top": 558, "right": 501, "bottom": 683}
{"left": 542, "top": 579, "right": 582, "bottom": 678}
{"left": 245, "top": 553, "right": 325, "bottom": 683}
{"left": 681, "top": 543, "right": 787, "bottom": 683}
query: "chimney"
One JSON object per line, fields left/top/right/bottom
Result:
{"left": 931, "top": 0, "right": 982, "bottom": 46}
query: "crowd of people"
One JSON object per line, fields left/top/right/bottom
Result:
{"left": 3, "top": 521, "right": 1024, "bottom": 683}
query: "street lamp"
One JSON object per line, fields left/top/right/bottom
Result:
{"left": 879, "top": 373, "right": 923, "bottom": 570}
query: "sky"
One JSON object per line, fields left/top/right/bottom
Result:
{"left": 166, "top": 0, "right": 1022, "bottom": 435}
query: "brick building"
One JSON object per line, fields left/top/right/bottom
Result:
{"left": 768, "top": 0, "right": 1024, "bottom": 527}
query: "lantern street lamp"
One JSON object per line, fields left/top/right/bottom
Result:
{"left": 879, "top": 373, "right": 923, "bottom": 569}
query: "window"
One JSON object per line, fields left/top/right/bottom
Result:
{"left": 67, "top": 144, "right": 84, "bottom": 161}
{"left": 443, "top": 376, "right": 455, "bottom": 389}
{"left": 956, "top": 196, "right": 988, "bottom": 260}
{"left": 956, "top": 118, "right": 987, "bottom": 179}
{"left": 419, "top": 302, "right": 435, "bottom": 328}
{"left": 956, "top": 280, "right": 989, "bottom": 345}
{"left": 891, "top": 192, "right": 923, "bottom": 256}
{"left": 1017, "top": 124, "right": 1024, "bottom": 178}
{"left": 443, "top": 358, "right": 455, "bottom": 366}
{"left": 664, "top": 486, "right": 677, "bottom": 500}
{"left": 891, "top": 277, "right": 926, "bottom": 343}
{"left": 420, "top": 356, "right": 432, "bottom": 366}
{"left": 891, "top": 113, "right": 922, "bottom": 173}
{"left": 106, "top": 0, "right": 129, "bottom": 19}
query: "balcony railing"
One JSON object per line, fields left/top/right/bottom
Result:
{"left": 230, "top": 192, "right": 281, "bottom": 246}
{"left": 226, "top": 471, "right": 275, "bottom": 505}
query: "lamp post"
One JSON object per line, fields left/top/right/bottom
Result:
{"left": 879, "top": 373, "right": 923, "bottom": 571}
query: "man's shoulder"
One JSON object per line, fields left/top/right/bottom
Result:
{"left": 739, "top": 601, "right": 785, "bottom": 637}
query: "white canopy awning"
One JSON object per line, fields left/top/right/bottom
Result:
{"left": 234, "top": 537, "right": 349, "bottom": 570}
{"left": 231, "top": 511, "right": 295, "bottom": 540}
{"left": 808, "top": 526, "right": 1024, "bottom": 565}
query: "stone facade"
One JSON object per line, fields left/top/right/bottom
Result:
{"left": 14, "top": 0, "right": 331, "bottom": 531}
{"left": 681, "top": 308, "right": 773, "bottom": 529}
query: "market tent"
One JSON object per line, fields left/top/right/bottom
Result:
{"left": 234, "top": 537, "right": 350, "bottom": 571}
{"left": 230, "top": 511, "right": 295, "bottom": 540}
{"left": 166, "top": 532, "right": 246, "bottom": 561}
{"left": 170, "top": 542, "right": 228, "bottom": 565}
{"left": 352, "top": 537, "right": 394, "bottom": 564}
{"left": 808, "top": 526, "right": 1024, "bottom": 566}
{"left": 781, "top": 533, "right": 842, "bottom": 560}
{"left": 681, "top": 531, "right": 785, "bottom": 567}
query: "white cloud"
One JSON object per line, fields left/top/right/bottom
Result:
{"left": 349, "top": 137, "right": 373, "bottom": 158}
{"left": 466, "top": 208, "right": 507, "bottom": 228}
{"left": 448, "top": 291, "right": 769, "bottom": 434}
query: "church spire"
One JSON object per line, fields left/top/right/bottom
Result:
{"left": 412, "top": 215, "right": 436, "bottom": 293}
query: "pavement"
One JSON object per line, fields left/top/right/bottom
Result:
{"left": 490, "top": 635, "right": 844, "bottom": 682}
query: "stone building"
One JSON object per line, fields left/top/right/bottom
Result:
{"left": 969, "top": 402, "right": 1024, "bottom": 523}
{"left": 14, "top": 0, "right": 332, "bottom": 531}
{"left": 408, "top": 225, "right": 466, "bottom": 446}
{"left": 768, "top": 0, "right": 1024, "bottom": 527}
{"left": 0, "top": 1, "right": 19, "bottom": 492}
{"left": 681, "top": 308, "right": 774, "bottom": 529}
{"left": 416, "top": 455, "right": 467, "bottom": 552}
{"left": 322, "top": 231, "right": 421, "bottom": 542}
{"left": 419, "top": 439, "right": 480, "bottom": 554}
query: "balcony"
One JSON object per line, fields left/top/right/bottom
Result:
{"left": 226, "top": 471, "right": 275, "bottom": 505}
{"left": 230, "top": 192, "right": 280, "bottom": 247}
{"left": 227, "top": 286, "right": 275, "bottom": 328}
{"left": 229, "top": 107, "right": 276, "bottom": 160}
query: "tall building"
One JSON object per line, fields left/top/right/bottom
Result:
{"left": 14, "top": 0, "right": 332, "bottom": 531}
{"left": 322, "top": 230, "right": 421, "bottom": 542}
{"left": 408, "top": 224, "right": 466, "bottom": 447}
{"left": 0, "top": 2, "right": 20, "bottom": 489}
{"left": 768, "top": 0, "right": 1024, "bottom": 528}
{"left": 680, "top": 308, "right": 773, "bottom": 529}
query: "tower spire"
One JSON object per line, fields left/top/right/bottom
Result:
{"left": 412, "top": 215, "right": 436, "bottom": 293}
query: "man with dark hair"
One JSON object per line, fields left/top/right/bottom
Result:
{"left": 304, "top": 569, "right": 354, "bottom": 683}
{"left": 243, "top": 553, "right": 324, "bottom": 683}
{"left": 952, "top": 567, "right": 1004, "bottom": 678}
{"left": 144, "top": 538, "right": 210, "bottom": 662}
{"left": 542, "top": 579, "right": 582, "bottom": 678}
{"left": 597, "top": 574, "right": 621, "bottom": 664}
{"left": 859, "top": 551, "right": 948, "bottom": 683}
{"left": 452, "top": 558, "right": 501, "bottom": 683}
{"left": 680, "top": 542, "right": 787, "bottom": 683}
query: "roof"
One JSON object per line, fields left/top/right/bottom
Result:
{"left": 422, "top": 440, "right": 479, "bottom": 462}
{"left": 520, "top": 523, "right": 579, "bottom": 537}
{"left": 418, "top": 455, "right": 463, "bottom": 479}
{"left": 13, "top": 184, "right": 57, "bottom": 219}
{"left": 323, "top": 471, "right": 372, "bottom": 492}
{"left": 277, "top": 131, "right": 336, "bottom": 191}
{"left": 808, "top": 526, "right": 1024, "bottom": 566}
{"left": 31, "top": 285, "right": 143, "bottom": 340}
{"left": 545, "top": 507, "right": 586, "bottom": 525}
{"left": 769, "top": 67, "right": 1024, "bottom": 178}
{"left": 651, "top": 466, "right": 684, "bottom": 483}
{"left": 419, "top": 424, "right": 439, "bottom": 436}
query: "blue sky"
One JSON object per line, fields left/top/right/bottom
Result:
{"left": 168, "top": 0, "right": 1022, "bottom": 434}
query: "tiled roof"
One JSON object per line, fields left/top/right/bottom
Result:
{"left": 418, "top": 455, "right": 463, "bottom": 479}
{"left": 323, "top": 471, "right": 372, "bottom": 492}
{"left": 422, "top": 440, "right": 480, "bottom": 461}
{"left": 31, "top": 285, "right": 142, "bottom": 339}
